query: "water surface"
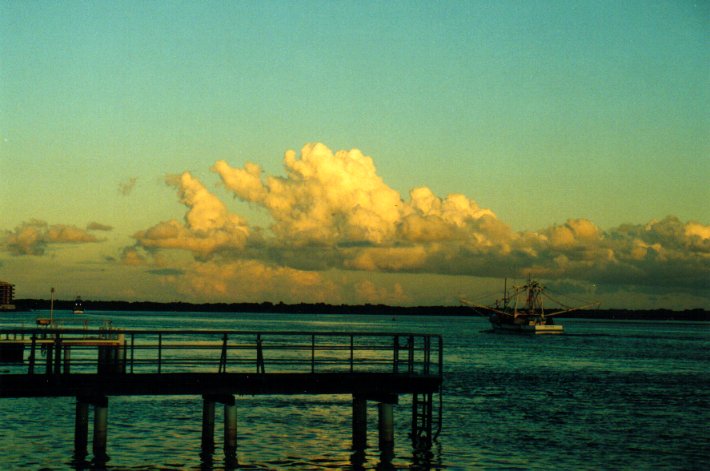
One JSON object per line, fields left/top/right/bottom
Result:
{"left": 1, "top": 311, "right": 708, "bottom": 469}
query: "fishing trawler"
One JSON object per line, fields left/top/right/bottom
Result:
{"left": 463, "top": 278, "right": 596, "bottom": 334}
{"left": 73, "top": 296, "right": 85, "bottom": 314}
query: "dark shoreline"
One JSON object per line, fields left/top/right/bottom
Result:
{"left": 7, "top": 299, "right": 709, "bottom": 321}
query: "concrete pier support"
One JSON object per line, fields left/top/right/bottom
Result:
{"left": 223, "top": 396, "right": 237, "bottom": 461}
{"left": 92, "top": 396, "right": 109, "bottom": 463}
{"left": 74, "top": 398, "right": 90, "bottom": 460}
{"left": 352, "top": 396, "right": 367, "bottom": 449}
{"left": 378, "top": 402, "right": 394, "bottom": 451}
{"left": 201, "top": 396, "right": 216, "bottom": 455}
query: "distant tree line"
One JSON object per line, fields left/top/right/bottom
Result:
{"left": 12, "top": 298, "right": 709, "bottom": 321}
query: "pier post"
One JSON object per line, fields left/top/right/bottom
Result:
{"left": 74, "top": 398, "right": 90, "bottom": 460}
{"left": 378, "top": 402, "right": 394, "bottom": 451}
{"left": 223, "top": 396, "right": 237, "bottom": 462}
{"left": 54, "top": 338, "right": 62, "bottom": 374}
{"left": 201, "top": 396, "right": 216, "bottom": 455}
{"left": 117, "top": 333, "right": 126, "bottom": 373}
{"left": 63, "top": 346, "right": 71, "bottom": 374}
{"left": 45, "top": 343, "right": 53, "bottom": 374}
{"left": 28, "top": 334, "right": 36, "bottom": 374}
{"left": 352, "top": 396, "right": 367, "bottom": 449}
{"left": 92, "top": 396, "right": 109, "bottom": 463}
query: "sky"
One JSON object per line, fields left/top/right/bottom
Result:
{"left": 1, "top": 1, "right": 708, "bottom": 309}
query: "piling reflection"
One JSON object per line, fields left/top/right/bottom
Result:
{"left": 224, "top": 454, "right": 239, "bottom": 470}
{"left": 349, "top": 448, "right": 366, "bottom": 470}
{"left": 69, "top": 454, "right": 90, "bottom": 471}
{"left": 376, "top": 447, "right": 395, "bottom": 470}
{"left": 90, "top": 457, "right": 108, "bottom": 471}
{"left": 412, "top": 440, "right": 443, "bottom": 470}
{"left": 199, "top": 451, "right": 214, "bottom": 471}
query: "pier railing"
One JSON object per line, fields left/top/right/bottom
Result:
{"left": 0, "top": 328, "right": 444, "bottom": 460}
{"left": 0, "top": 328, "right": 443, "bottom": 378}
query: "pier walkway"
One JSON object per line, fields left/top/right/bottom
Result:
{"left": 0, "top": 327, "right": 443, "bottom": 465}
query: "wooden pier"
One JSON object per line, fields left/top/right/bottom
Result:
{"left": 0, "top": 327, "right": 443, "bottom": 465}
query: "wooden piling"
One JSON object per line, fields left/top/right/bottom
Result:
{"left": 352, "top": 396, "right": 367, "bottom": 449}
{"left": 74, "top": 398, "right": 90, "bottom": 460}
{"left": 223, "top": 396, "right": 237, "bottom": 460}
{"left": 92, "top": 396, "right": 109, "bottom": 463}
{"left": 378, "top": 402, "right": 394, "bottom": 451}
{"left": 45, "top": 343, "right": 53, "bottom": 375}
{"left": 63, "top": 346, "right": 71, "bottom": 374}
{"left": 201, "top": 396, "right": 216, "bottom": 454}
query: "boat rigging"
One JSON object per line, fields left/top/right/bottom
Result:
{"left": 462, "top": 278, "right": 599, "bottom": 334}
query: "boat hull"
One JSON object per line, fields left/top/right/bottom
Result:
{"left": 490, "top": 320, "right": 564, "bottom": 335}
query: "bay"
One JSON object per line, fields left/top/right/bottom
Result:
{"left": 0, "top": 310, "right": 708, "bottom": 470}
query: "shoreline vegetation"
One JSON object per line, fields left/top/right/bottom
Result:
{"left": 8, "top": 299, "right": 709, "bottom": 322}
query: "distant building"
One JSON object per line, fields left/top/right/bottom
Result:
{"left": 0, "top": 281, "right": 15, "bottom": 310}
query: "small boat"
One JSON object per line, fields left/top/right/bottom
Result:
{"left": 463, "top": 278, "right": 596, "bottom": 335}
{"left": 36, "top": 287, "right": 55, "bottom": 326}
{"left": 73, "top": 296, "right": 85, "bottom": 314}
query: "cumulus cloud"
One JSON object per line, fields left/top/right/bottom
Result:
{"left": 118, "top": 177, "right": 137, "bottom": 196}
{"left": 3, "top": 219, "right": 103, "bottom": 256}
{"left": 524, "top": 216, "right": 710, "bottom": 290}
{"left": 126, "top": 143, "right": 709, "bottom": 303}
{"left": 210, "top": 143, "right": 504, "bottom": 268}
{"left": 132, "top": 172, "right": 250, "bottom": 258}
{"left": 213, "top": 143, "right": 405, "bottom": 245}
{"left": 120, "top": 246, "right": 147, "bottom": 266}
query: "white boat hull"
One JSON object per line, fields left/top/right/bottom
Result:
{"left": 491, "top": 321, "right": 564, "bottom": 335}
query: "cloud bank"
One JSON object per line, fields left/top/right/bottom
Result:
{"left": 2, "top": 219, "right": 105, "bottom": 256}
{"left": 123, "top": 143, "right": 709, "bottom": 304}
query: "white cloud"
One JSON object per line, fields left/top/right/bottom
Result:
{"left": 213, "top": 143, "right": 403, "bottom": 245}
{"left": 132, "top": 172, "right": 250, "bottom": 257}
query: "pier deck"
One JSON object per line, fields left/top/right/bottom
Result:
{"left": 0, "top": 372, "right": 440, "bottom": 397}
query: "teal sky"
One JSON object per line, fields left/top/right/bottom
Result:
{"left": 1, "top": 1, "right": 708, "bottom": 308}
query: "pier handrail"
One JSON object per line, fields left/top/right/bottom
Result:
{"left": 0, "top": 328, "right": 443, "bottom": 378}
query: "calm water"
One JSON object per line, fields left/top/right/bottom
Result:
{"left": 1, "top": 311, "right": 708, "bottom": 470}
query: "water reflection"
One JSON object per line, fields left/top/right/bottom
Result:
{"left": 349, "top": 448, "right": 366, "bottom": 470}
{"left": 412, "top": 441, "right": 443, "bottom": 470}
{"left": 376, "top": 447, "right": 395, "bottom": 470}
{"left": 199, "top": 451, "right": 214, "bottom": 470}
{"left": 5, "top": 312, "right": 702, "bottom": 469}
{"left": 193, "top": 441, "right": 440, "bottom": 471}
